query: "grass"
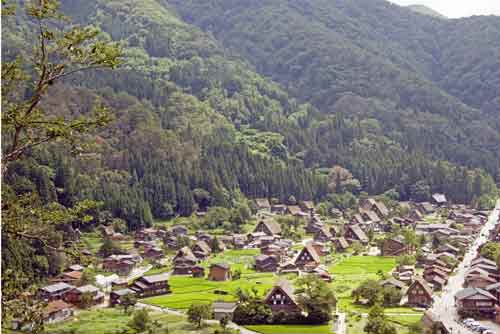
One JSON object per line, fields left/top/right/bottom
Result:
{"left": 44, "top": 308, "right": 219, "bottom": 334}
{"left": 142, "top": 271, "right": 278, "bottom": 309}
{"left": 203, "top": 249, "right": 260, "bottom": 273}
{"left": 81, "top": 232, "right": 103, "bottom": 254}
{"left": 346, "top": 314, "right": 420, "bottom": 334}
{"left": 246, "top": 324, "right": 332, "bottom": 334}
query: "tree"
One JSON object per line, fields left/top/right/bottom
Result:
{"left": 99, "top": 238, "right": 122, "bottom": 257}
{"left": 121, "top": 293, "right": 137, "bottom": 314}
{"left": 80, "top": 292, "right": 94, "bottom": 309}
{"left": 352, "top": 280, "right": 382, "bottom": 306}
{"left": 295, "top": 275, "right": 336, "bottom": 324}
{"left": 128, "top": 309, "right": 150, "bottom": 332}
{"left": 187, "top": 303, "right": 211, "bottom": 328}
{"left": 219, "top": 315, "right": 229, "bottom": 334}
{"left": 364, "top": 304, "right": 397, "bottom": 334}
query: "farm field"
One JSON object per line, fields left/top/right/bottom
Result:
{"left": 245, "top": 324, "right": 332, "bottom": 334}
{"left": 44, "top": 308, "right": 220, "bottom": 334}
{"left": 346, "top": 314, "right": 421, "bottom": 334}
{"left": 142, "top": 250, "right": 281, "bottom": 309}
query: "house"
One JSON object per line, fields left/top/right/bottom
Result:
{"left": 131, "top": 273, "right": 171, "bottom": 298}
{"left": 232, "top": 234, "right": 247, "bottom": 249}
{"left": 305, "top": 219, "right": 324, "bottom": 234}
{"left": 485, "top": 282, "right": 500, "bottom": 303}
{"left": 360, "top": 198, "right": 377, "bottom": 211}
{"left": 314, "top": 226, "right": 332, "bottom": 242}
{"left": 345, "top": 224, "right": 368, "bottom": 244}
{"left": 212, "top": 302, "right": 238, "bottom": 321}
{"left": 409, "top": 209, "right": 424, "bottom": 221}
{"left": 432, "top": 193, "right": 447, "bottom": 206}
{"left": 264, "top": 280, "right": 301, "bottom": 315}
{"left": 333, "top": 237, "right": 349, "bottom": 252}
{"left": 330, "top": 225, "right": 342, "bottom": 237}
{"left": 260, "top": 243, "right": 285, "bottom": 259}
{"left": 294, "top": 244, "right": 320, "bottom": 270}
{"left": 421, "top": 311, "right": 450, "bottom": 334}
{"left": 192, "top": 240, "right": 212, "bottom": 259}
{"left": 39, "top": 283, "right": 74, "bottom": 301}
{"left": 308, "top": 240, "right": 328, "bottom": 256}
{"left": 254, "top": 220, "right": 281, "bottom": 236}
{"left": 208, "top": 263, "right": 231, "bottom": 281}
{"left": 472, "top": 257, "right": 497, "bottom": 268}
{"left": 351, "top": 214, "right": 364, "bottom": 225}
{"left": 172, "top": 247, "right": 198, "bottom": 275}
{"left": 360, "top": 210, "right": 380, "bottom": 224}
{"left": 417, "top": 202, "right": 435, "bottom": 215}
{"left": 68, "top": 264, "right": 84, "bottom": 272}
{"left": 465, "top": 273, "right": 497, "bottom": 289}
{"left": 279, "top": 261, "right": 300, "bottom": 275}
{"left": 286, "top": 205, "right": 306, "bottom": 217}
{"left": 436, "top": 244, "right": 460, "bottom": 256}
{"left": 254, "top": 198, "right": 271, "bottom": 212}
{"left": 380, "top": 278, "right": 406, "bottom": 291}
{"left": 381, "top": 237, "right": 409, "bottom": 256}
{"left": 64, "top": 285, "right": 104, "bottom": 308}
{"left": 142, "top": 246, "right": 164, "bottom": 260}
{"left": 407, "top": 278, "right": 433, "bottom": 307}
{"left": 192, "top": 265, "right": 205, "bottom": 278}
{"left": 110, "top": 288, "right": 136, "bottom": 307}
{"left": 102, "top": 254, "right": 139, "bottom": 275}
{"left": 313, "top": 266, "right": 333, "bottom": 282}
{"left": 170, "top": 225, "right": 188, "bottom": 235}
{"left": 373, "top": 201, "right": 390, "bottom": 218}
{"left": 135, "top": 228, "right": 158, "bottom": 241}
{"left": 271, "top": 204, "right": 287, "bottom": 215}
{"left": 299, "top": 201, "right": 315, "bottom": 215}
{"left": 455, "top": 288, "right": 497, "bottom": 316}
{"left": 43, "top": 300, "right": 74, "bottom": 324}
{"left": 255, "top": 254, "right": 279, "bottom": 272}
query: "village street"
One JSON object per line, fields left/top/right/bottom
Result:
{"left": 430, "top": 200, "right": 500, "bottom": 334}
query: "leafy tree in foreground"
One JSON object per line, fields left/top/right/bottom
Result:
{"left": 187, "top": 303, "right": 211, "bottom": 328}
{"left": 295, "top": 274, "right": 336, "bottom": 324}
{"left": 364, "top": 304, "right": 397, "bottom": 334}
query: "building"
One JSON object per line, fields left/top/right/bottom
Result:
{"left": 345, "top": 224, "right": 369, "bottom": 244}
{"left": 43, "top": 300, "right": 74, "bottom": 324}
{"left": 102, "top": 254, "right": 140, "bottom": 275}
{"left": 333, "top": 237, "right": 349, "bottom": 252}
{"left": 380, "top": 278, "right": 406, "bottom": 291}
{"left": 212, "top": 302, "right": 238, "bottom": 321}
{"left": 299, "top": 201, "right": 315, "bottom": 215}
{"left": 294, "top": 244, "right": 320, "bottom": 270}
{"left": 135, "top": 228, "right": 159, "bottom": 241}
{"left": 432, "top": 193, "right": 447, "bottom": 206}
{"left": 39, "top": 283, "right": 74, "bottom": 301}
{"left": 170, "top": 225, "right": 188, "bottom": 235}
{"left": 64, "top": 285, "right": 104, "bottom": 308}
{"left": 254, "top": 220, "right": 281, "bottom": 236}
{"left": 208, "top": 263, "right": 231, "bottom": 281}
{"left": 314, "top": 226, "right": 332, "bottom": 242}
{"left": 255, "top": 254, "right": 279, "bottom": 272}
{"left": 264, "top": 280, "right": 301, "bottom": 315}
{"left": 381, "top": 237, "right": 409, "bottom": 256}
{"left": 192, "top": 240, "right": 212, "bottom": 259}
{"left": 455, "top": 288, "right": 497, "bottom": 317}
{"left": 254, "top": 198, "right": 271, "bottom": 212}
{"left": 142, "top": 246, "right": 164, "bottom": 260}
{"left": 131, "top": 273, "right": 171, "bottom": 298}
{"left": 407, "top": 278, "right": 433, "bottom": 307}
{"left": 110, "top": 288, "right": 136, "bottom": 307}
{"left": 172, "top": 246, "right": 198, "bottom": 275}
{"left": 192, "top": 265, "right": 205, "bottom": 278}
{"left": 421, "top": 311, "right": 450, "bottom": 334}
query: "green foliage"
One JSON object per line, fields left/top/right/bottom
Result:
{"left": 99, "top": 238, "right": 123, "bottom": 257}
{"left": 295, "top": 275, "right": 336, "bottom": 324}
{"left": 364, "top": 304, "right": 397, "bottom": 334}
{"left": 187, "top": 303, "right": 211, "bottom": 328}
{"left": 128, "top": 309, "right": 150, "bottom": 332}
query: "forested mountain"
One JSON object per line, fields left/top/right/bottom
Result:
{"left": 169, "top": 0, "right": 500, "bottom": 174}
{"left": 407, "top": 5, "right": 447, "bottom": 19}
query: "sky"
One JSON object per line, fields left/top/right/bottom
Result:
{"left": 389, "top": 0, "right": 500, "bottom": 18}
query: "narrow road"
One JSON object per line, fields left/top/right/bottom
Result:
{"left": 430, "top": 200, "right": 500, "bottom": 334}
{"left": 335, "top": 311, "right": 346, "bottom": 334}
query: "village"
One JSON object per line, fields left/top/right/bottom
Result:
{"left": 20, "top": 194, "right": 500, "bottom": 334}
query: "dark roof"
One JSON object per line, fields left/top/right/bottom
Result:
{"left": 141, "top": 273, "right": 170, "bottom": 284}
{"left": 455, "top": 288, "right": 496, "bottom": 301}
{"left": 174, "top": 247, "right": 197, "bottom": 262}
{"left": 210, "top": 263, "right": 230, "bottom": 270}
{"left": 112, "top": 288, "right": 135, "bottom": 296}
{"left": 75, "top": 285, "right": 99, "bottom": 294}
{"left": 296, "top": 244, "right": 321, "bottom": 263}
{"left": 41, "top": 282, "right": 74, "bottom": 293}
{"left": 194, "top": 240, "right": 211, "bottom": 253}
{"left": 264, "top": 279, "right": 296, "bottom": 304}
{"left": 349, "top": 224, "right": 368, "bottom": 242}
{"left": 44, "top": 300, "right": 73, "bottom": 315}
{"left": 258, "top": 220, "right": 281, "bottom": 235}
{"left": 408, "top": 278, "right": 433, "bottom": 298}
{"left": 380, "top": 278, "right": 405, "bottom": 289}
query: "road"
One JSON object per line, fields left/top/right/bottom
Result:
{"left": 335, "top": 311, "right": 346, "bottom": 334}
{"left": 430, "top": 200, "right": 500, "bottom": 334}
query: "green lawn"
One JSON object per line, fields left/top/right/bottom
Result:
{"left": 142, "top": 271, "right": 278, "bottom": 309}
{"left": 44, "top": 308, "right": 219, "bottom": 334}
{"left": 81, "top": 232, "right": 103, "bottom": 254}
{"left": 246, "top": 324, "right": 332, "bottom": 334}
{"left": 346, "top": 314, "right": 421, "bottom": 334}
{"left": 203, "top": 249, "right": 260, "bottom": 273}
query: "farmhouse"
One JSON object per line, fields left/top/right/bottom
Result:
{"left": 381, "top": 236, "right": 409, "bottom": 256}
{"left": 294, "top": 244, "right": 320, "bottom": 270}
{"left": 64, "top": 285, "right": 105, "bottom": 308}
{"left": 192, "top": 265, "right": 205, "bottom": 278}
{"left": 264, "top": 280, "right": 301, "bottom": 315}
{"left": 254, "top": 198, "right": 271, "bottom": 212}
{"left": 345, "top": 224, "right": 368, "bottom": 244}
{"left": 102, "top": 254, "right": 139, "bottom": 275}
{"left": 212, "top": 302, "right": 238, "bottom": 321}
{"left": 192, "top": 240, "right": 212, "bottom": 259}
{"left": 142, "top": 246, "right": 163, "bottom": 260}
{"left": 432, "top": 193, "right": 447, "bottom": 206}
{"left": 455, "top": 288, "right": 497, "bottom": 316}
{"left": 255, "top": 254, "right": 279, "bottom": 272}
{"left": 170, "top": 225, "right": 188, "bottom": 235}
{"left": 172, "top": 247, "right": 198, "bottom": 275}
{"left": 208, "top": 263, "right": 231, "bottom": 281}
{"left": 333, "top": 237, "right": 349, "bottom": 252}
{"left": 380, "top": 278, "right": 406, "bottom": 291}
{"left": 131, "top": 273, "right": 171, "bottom": 297}
{"left": 254, "top": 219, "right": 281, "bottom": 236}
{"left": 39, "top": 283, "right": 74, "bottom": 301}
{"left": 299, "top": 200, "right": 315, "bottom": 214}
{"left": 43, "top": 300, "right": 74, "bottom": 324}
{"left": 314, "top": 226, "right": 332, "bottom": 242}
{"left": 109, "top": 288, "right": 136, "bottom": 307}
{"left": 406, "top": 278, "right": 433, "bottom": 307}
{"left": 135, "top": 228, "right": 158, "bottom": 241}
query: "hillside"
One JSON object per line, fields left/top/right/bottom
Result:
{"left": 407, "top": 4, "right": 447, "bottom": 18}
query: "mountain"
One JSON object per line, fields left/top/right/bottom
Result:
{"left": 407, "top": 4, "right": 447, "bottom": 18}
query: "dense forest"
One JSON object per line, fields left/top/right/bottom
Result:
{"left": 2, "top": 0, "right": 499, "bottom": 316}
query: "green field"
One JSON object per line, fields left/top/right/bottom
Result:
{"left": 44, "top": 308, "right": 219, "bottom": 334}
{"left": 246, "top": 324, "right": 332, "bottom": 334}
{"left": 143, "top": 271, "right": 278, "bottom": 309}
{"left": 346, "top": 314, "right": 421, "bottom": 334}
{"left": 203, "top": 249, "right": 260, "bottom": 273}
{"left": 81, "top": 232, "right": 104, "bottom": 254}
